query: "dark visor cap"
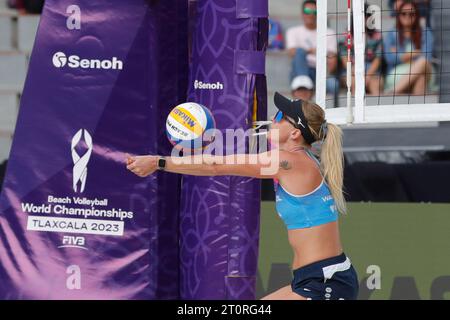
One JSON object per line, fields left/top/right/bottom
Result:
{"left": 273, "top": 92, "right": 316, "bottom": 145}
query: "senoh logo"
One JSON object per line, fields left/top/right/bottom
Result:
{"left": 194, "top": 80, "right": 224, "bottom": 90}
{"left": 53, "top": 52, "right": 68, "bottom": 67}
{"left": 52, "top": 52, "right": 123, "bottom": 70}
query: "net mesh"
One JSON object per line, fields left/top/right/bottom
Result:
{"left": 324, "top": 0, "right": 445, "bottom": 109}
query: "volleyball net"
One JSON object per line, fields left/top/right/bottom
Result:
{"left": 315, "top": 0, "right": 450, "bottom": 124}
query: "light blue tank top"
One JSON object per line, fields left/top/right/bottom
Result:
{"left": 274, "top": 149, "right": 338, "bottom": 230}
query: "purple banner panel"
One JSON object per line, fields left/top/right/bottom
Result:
{"left": 180, "top": 0, "right": 268, "bottom": 300}
{"left": 0, "top": 0, "right": 187, "bottom": 299}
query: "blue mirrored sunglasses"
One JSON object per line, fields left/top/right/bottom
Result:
{"left": 274, "top": 110, "right": 283, "bottom": 123}
{"left": 274, "top": 110, "right": 300, "bottom": 129}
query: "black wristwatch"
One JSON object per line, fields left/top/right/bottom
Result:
{"left": 157, "top": 156, "right": 166, "bottom": 171}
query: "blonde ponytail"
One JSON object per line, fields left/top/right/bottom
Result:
{"left": 320, "top": 123, "right": 347, "bottom": 214}
{"left": 300, "top": 101, "right": 347, "bottom": 214}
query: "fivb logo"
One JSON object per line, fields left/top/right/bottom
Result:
{"left": 52, "top": 52, "right": 124, "bottom": 70}
{"left": 194, "top": 80, "right": 224, "bottom": 90}
{"left": 59, "top": 236, "right": 87, "bottom": 250}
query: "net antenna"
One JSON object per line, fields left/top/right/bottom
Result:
{"left": 346, "top": 0, "right": 354, "bottom": 123}
{"left": 352, "top": 0, "right": 366, "bottom": 122}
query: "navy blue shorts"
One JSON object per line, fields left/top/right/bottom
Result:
{"left": 291, "top": 252, "right": 359, "bottom": 300}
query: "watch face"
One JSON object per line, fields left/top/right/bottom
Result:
{"left": 158, "top": 158, "right": 166, "bottom": 169}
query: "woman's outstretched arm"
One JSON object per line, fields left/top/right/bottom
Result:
{"left": 125, "top": 152, "right": 281, "bottom": 179}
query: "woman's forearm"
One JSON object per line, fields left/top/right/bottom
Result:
{"left": 401, "top": 51, "right": 422, "bottom": 63}
{"left": 164, "top": 155, "right": 220, "bottom": 176}
{"left": 401, "top": 53, "right": 412, "bottom": 63}
{"left": 126, "top": 153, "right": 278, "bottom": 179}
{"left": 164, "top": 153, "right": 278, "bottom": 179}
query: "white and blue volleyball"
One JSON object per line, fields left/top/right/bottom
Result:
{"left": 166, "top": 102, "right": 216, "bottom": 150}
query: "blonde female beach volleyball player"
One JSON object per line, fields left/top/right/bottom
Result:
{"left": 125, "top": 92, "right": 359, "bottom": 300}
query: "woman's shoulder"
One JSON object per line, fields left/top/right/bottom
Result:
{"left": 277, "top": 150, "right": 323, "bottom": 191}
{"left": 278, "top": 149, "right": 319, "bottom": 172}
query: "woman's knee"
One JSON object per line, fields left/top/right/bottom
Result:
{"left": 412, "top": 56, "right": 430, "bottom": 71}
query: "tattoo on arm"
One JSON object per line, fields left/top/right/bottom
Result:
{"left": 279, "top": 160, "right": 292, "bottom": 170}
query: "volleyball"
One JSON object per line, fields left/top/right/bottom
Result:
{"left": 166, "top": 102, "right": 216, "bottom": 150}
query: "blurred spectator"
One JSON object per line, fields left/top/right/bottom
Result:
{"left": 389, "top": 0, "right": 404, "bottom": 13}
{"left": 339, "top": 6, "right": 384, "bottom": 95}
{"left": 383, "top": 0, "right": 434, "bottom": 95}
{"left": 268, "top": 18, "right": 284, "bottom": 51}
{"left": 291, "top": 75, "right": 314, "bottom": 100}
{"left": 286, "top": 0, "right": 338, "bottom": 95}
{"left": 389, "top": 0, "right": 430, "bottom": 27}
{"left": 8, "top": 0, "right": 44, "bottom": 14}
{"left": 7, "top": 0, "right": 23, "bottom": 11}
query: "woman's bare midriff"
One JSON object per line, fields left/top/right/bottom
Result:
{"left": 288, "top": 220, "right": 343, "bottom": 270}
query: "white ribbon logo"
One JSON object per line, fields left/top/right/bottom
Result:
{"left": 71, "top": 129, "right": 93, "bottom": 193}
